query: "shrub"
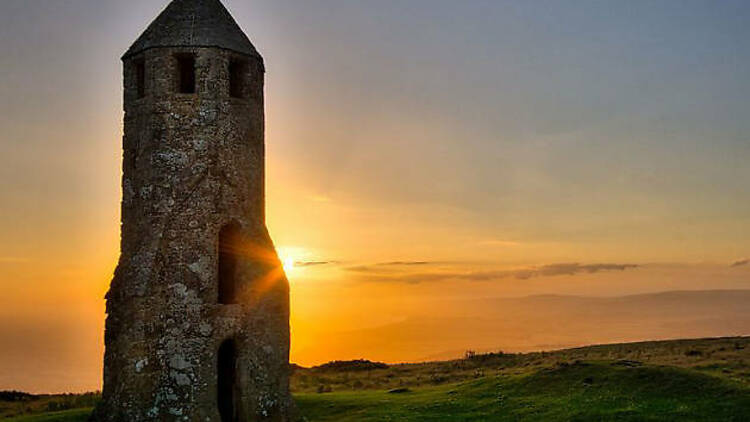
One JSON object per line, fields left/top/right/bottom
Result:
{"left": 0, "top": 390, "right": 34, "bottom": 402}
{"left": 315, "top": 359, "right": 389, "bottom": 372}
{"left": 316, "top": 385, "right": 333, "bottom": 394}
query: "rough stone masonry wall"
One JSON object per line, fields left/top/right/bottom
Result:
{"left": 93, "top": 47, "right": 293, "bottom": 421}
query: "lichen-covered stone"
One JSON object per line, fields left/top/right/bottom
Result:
{"left": 92, "top": 1, "right": 295, "bottom": 420}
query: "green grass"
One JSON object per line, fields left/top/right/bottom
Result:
{"left": 4, "top": 408, "right": 92, "bottom": 422}
{"left": 292, "top": 336, "right": 750, "bottom": 394}
{"left": 4, "top": 337, "right": 750, "bottom": 421}
{"left": 296, "top": 362, "right": 750, "bottom": 421}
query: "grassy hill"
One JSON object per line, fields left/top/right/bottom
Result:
{"left": 4, "top": 337, "right": 750, "bottom": 421}
{"left": 296, "top": 362, "right": 750, "bottom": 421}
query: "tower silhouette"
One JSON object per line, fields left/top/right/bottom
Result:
{"left": 93, "top": 1, "right": 294, "bottom": 420}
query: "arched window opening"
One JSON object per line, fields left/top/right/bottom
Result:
{"left": 176, "top": 54, "right": 196, "bottom": 94}
{"left": 229, "top": 59, "right": 247, "bottom": 99}
{"left": 217, "top": 339, "right": 239, "bottom": 422}
{"left": 218, "top": 223, "right": 241, "bottom": 304}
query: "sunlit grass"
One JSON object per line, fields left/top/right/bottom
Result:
{"left": 5, "top": 337, "right": 750, "bottom": 421}
{"left": 296, "top": 362, "right": 750, "bottom": 421}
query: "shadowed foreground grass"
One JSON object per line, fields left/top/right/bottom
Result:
{"left": 5, "top": 408, "right": 92, "bottom": 422}
{"left": 295, "top": 362, "right": 750, "bottom": 421}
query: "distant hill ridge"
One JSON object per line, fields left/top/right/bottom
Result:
{"left": 298, "top": 289, "right": 750, "bottom": 364}
{"left": 510, "top": 289, "right": 750, "bottom": 300}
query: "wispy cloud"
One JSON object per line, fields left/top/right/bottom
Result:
{"left": 731, "top": 259, "right": 749, "bottom": 267}
{"left": 377, "top": 261, "right": 431, "bottom": 266}
{"left": 346, "top": 262, "right": 433, "bottom": 273}
{"left": 295, "top": 261, "right": 335, "bottom": 267}
{"left": 346, "top": 265, "right": 381, "bottom": 273}
{"left": 345, "top": 262, "right": 639, "bottom": 284}
{"left": 523, "top": 263, "right": 639, "bottom": 279}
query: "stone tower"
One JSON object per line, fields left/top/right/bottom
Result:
{"left": 93, "top": 0, "right": 294, "bottom": 420}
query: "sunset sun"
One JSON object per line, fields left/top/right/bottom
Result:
{"left": 278, "top": 246, "right": 309, "bottom": 275}
{"left": 282, "top": 256, "right": 296, "bottom": 273}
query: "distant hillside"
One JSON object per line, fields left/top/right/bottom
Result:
{"left": 296, "top": 290, "right": 750, "bottom": 363}
{"left": 292, "top": 336, "right": 750, "bottom": 393}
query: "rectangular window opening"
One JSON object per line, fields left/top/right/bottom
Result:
{"left": 229, "top": 60, "right": 247, "bottom": 99}
{"left": 135, "top": 60, "right": 146, "bottom": 98}
{"left": 176, "top": 54, "right": 196, "bottom": 94}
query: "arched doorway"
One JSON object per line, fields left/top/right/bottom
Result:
{"left": 218, "top": 223, "right": 242, "bottom": 304}
{"left": 217, "top": 339, "right": 239, "bottom": 422}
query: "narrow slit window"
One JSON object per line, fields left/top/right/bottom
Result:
{"left": 135, "top": 60, "right": 146, "bottom": 98}
{"left": 229, "top": 60, "right": 247, "bottom": 98}
{"left": 218, "top": 223, "right": 241, "bottom": 304}
{"left": 176, "top": 54, "right": 196, "bottom": 94}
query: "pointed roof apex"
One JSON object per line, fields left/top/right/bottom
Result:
{"left": 123, "top": 0, "right": 260, "bottom": 60}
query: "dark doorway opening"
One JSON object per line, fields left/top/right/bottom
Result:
{"left": 218, "top": 339, "right": 239, "bottom": 422}
{"left": 218, "top": 223, "right": 241, "bottom": 304}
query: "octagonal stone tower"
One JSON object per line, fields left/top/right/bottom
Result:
{"left": 93, "top": 0, "right": 294, "bottom": 420}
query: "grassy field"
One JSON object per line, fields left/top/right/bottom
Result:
{"left": 0, "top": 393, "right": 97, "bottom": 421}
{"left": 4, "top": 337, "right": 750, "bottom": 421}
{"left": 3, "top": 409, "right": 92, "bottom": 422}
{"left": 296, "top": 362, "right": 750, "bottom": 421}
{"left": 292, "top": 336, "right": 750, "bottom": 394}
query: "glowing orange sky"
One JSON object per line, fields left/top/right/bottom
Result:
{"left": 1, "top": 0, "right": 750, "bottom": 393}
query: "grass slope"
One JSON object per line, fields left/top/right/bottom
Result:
{"left": 5, "top": 408, "right": 92, "bottom": 422}
{"left": 296, "top": 362, "right": 750, "bottom": 421}
{"left": 292, "top": 336, "right": 750, "bottom": 393}
{"left": 5, "top": 337, "right": 750, "bottom": 421}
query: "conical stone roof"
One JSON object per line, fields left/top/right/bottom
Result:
{"left": 123, "top": 0, "right": 260, "bottom": 59}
